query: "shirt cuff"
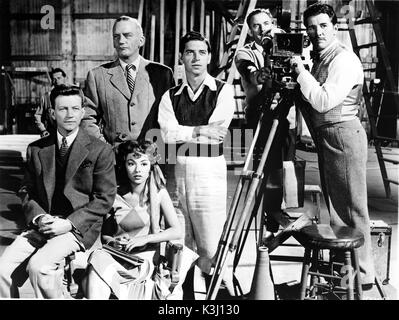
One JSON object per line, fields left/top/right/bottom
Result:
{"left": 32, "top": 214, "right": 45, "bottom": 226}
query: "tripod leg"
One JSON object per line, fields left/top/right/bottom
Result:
{"left": 207, "top": 118, "right": 280, "bottom": 300}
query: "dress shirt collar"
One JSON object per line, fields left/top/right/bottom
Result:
{"left": 174, "top": 73, "right": 217, "bottom": 96}
{"left": 57, "top": 128, "right": 79, "bottom": 148}
{"left": 119, "top": 56, "right": 141, "bottom": 73}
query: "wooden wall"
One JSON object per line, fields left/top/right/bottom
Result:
{"left": 0, "top": 0, "right": 396, "bottom": 133}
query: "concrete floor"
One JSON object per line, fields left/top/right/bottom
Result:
{"left": 0, "top": 134, "right": 397, "bottom": 300}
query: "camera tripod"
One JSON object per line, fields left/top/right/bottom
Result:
{"left": 206, "top": 88, "right": 313, "bottom": 300}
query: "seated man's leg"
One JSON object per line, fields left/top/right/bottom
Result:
{"left": 27, "top": 231, "right": 81, "bottom": 298}
{"left": 0, "top": 230, "right": 47, "bottom": 298}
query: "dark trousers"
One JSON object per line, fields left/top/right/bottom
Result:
{"left": 247, "top": 101, "right": 296, "bottom": 233}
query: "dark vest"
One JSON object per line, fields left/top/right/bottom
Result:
{"left": 168, "top": 80, "right": 225, "bottom": 158}
{"left": 50, "top": 145, "right": 73, "bottom": 216}
{"left": 169, "top": 80, "right": 225, "bottom": 126}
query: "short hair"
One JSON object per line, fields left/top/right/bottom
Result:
{"left": 112, "top": 16, "right": 143, "bottom": 36}
{"left": 303, "top": 3, "right": 337, "bottom": 27}
{"left": 246, "top": 8, "right": 273, "bottom": 28}
{"left": 51, "top": 67, "right": 66, "bottom": 79}
{"left": 49, "top": 84, "right": 84, "bottom": 109}
{"left": 179, "top": 31, "right": 211, "bottom": 54}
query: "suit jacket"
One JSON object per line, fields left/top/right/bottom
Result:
{"left": 19, "top": 129, "right": 117, "bottom": 249}
{"left": 85, "top": 56, "right": 175, "bottom": 144}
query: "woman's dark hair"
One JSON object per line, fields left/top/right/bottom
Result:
{"left": 303, "top": 3, "right": 337, "bottom": 27}
{"left": 115, "top": 139, "right": 161, "bottom": 188}
{"left": 49, "top": 84, "right": 84, "bottom": 109}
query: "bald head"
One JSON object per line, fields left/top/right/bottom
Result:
{"left": 112, "top": 16, "right": 145, "bottom": 63}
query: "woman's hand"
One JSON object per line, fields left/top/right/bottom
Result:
{"left": 114, "top": 234, "right": 130, "bottom": 250}
{"left": 124, "top": 236, "right": 149, "bottom": 253}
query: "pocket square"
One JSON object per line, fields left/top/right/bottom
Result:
{"left": 80, "top": 160, "right": 92, "bottom": 169}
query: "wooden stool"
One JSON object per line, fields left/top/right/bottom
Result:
{"left": 297, "top": 224, "right": 364, "bottom": 300}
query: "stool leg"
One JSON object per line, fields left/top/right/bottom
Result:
{"left": 299, "top": 248, "right": 312, "bottom": 300}
{"left": 344, "top": 251, "right": 354, "bottom": 300}
{"left": 310, "top": 249, "right": 319, "bottom": 298}
{"left": 352, "top": 249, "right": 363, "bottom": 300}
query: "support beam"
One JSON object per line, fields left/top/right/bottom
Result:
{"left": 150, "top": 14, "right": 156, "bottom": 62}
{"left": 182, "top": 0, "right": 187, "bottom": 35}
{"left": 138, "top": 0, "right": 144, "bottom": 25}
{"left": 61, "top": 0, "right": 74, "bottom": 81}
{"left": 200, "top": 0, "right": 205, "bottom": 35}
{"left": 174, "top": 0, "right": 181, "bottom": 83}
{"left": 160, "top": 0, "right": 165, "bottom": 64}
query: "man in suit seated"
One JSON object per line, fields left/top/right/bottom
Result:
{"left": 0, "top": 84, "right": 117, "bottom": 299}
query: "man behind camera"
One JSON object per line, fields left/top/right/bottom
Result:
{"left": 235, "top": 8, "right": 296, "bottom": 239}
{"left": 290, "top": 3, "right": 375, "bottom": 289}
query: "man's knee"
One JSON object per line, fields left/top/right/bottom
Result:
{"left": 0, "top": 260, "right": 14, "bottom": 281}
{"left": 26, "top": 253, "right": 51, "bottom": 277}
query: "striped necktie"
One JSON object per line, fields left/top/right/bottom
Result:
{"left": 59, "top": 136, "right": 68, "bottom": 158}
{"left": 126, "top": 64, "right": 136, "bottom": 95}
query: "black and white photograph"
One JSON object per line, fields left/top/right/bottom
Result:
{"left": 0, "top": 0, "right": 397, "bottom": 310}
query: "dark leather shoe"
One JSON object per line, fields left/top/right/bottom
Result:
{"left": 362, "top": 283, "right": 374, "bottom": 291}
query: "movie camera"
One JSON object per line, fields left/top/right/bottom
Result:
{"left": 261, "top": 32, "right": 310, "bottom": 90}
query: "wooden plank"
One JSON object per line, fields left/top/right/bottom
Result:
{"left": 160, "top": 0, "right": 165, "bottom": 64}
{"left": 74, "top": 55, "right": 115, "bottom": 61}
{"left": 182, "top": 0, "right": 187, "bottom": 36}
{"left": 150, "top": 14, "right": 156, "bottom": 62}
{"left": 10, "top": 55, "right": 65, "bottom": 61}
{"left": 200, "top": 0, "right": 205, "bottom": 35}
{"left": 205, "top": 14, "right": 210, "bottom": 39}
{"left": 61, "top": 0, "right": 73, "bottom": 81}
{"left": 190, "top": 0, "right": 195, "bottom": 30}
{"left": 137, "top": 0, "right": 144, "bottom": 25}
{"left": 174, "top": 0, "right": 181, "bottom": 83}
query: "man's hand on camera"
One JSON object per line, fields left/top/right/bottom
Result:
{"left": 193, "top": 120, "right": 228, "bottom": 142}
{"left": 289, "top": 56, "right": 306, "bottom": 75}
{"left": 255, "top": 66, "right": 271, "bottom": 84}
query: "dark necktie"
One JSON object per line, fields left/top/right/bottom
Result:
{"left": 60, "top": 137, "right": 68, "bottom": 158}
{"left": 126, "top": 64, "right": 136, "bottom": 95}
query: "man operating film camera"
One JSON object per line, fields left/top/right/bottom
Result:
{"left": 235, "top": 8, "right": 308, "bottom": 240}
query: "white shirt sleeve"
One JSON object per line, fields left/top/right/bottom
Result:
{"left": 158, "top": 84, "right": 236, "bottom": 144}
{"left": 208, "top": 83, "right": 235, "bottom": 128}
{"left": 297, "top": 51, "right": 363, "bottom": 113}
{"left": 158, "top": 91, "right": 195, "bottom": 143}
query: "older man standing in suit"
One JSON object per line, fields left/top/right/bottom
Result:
{"left": 84, "top": 16, "right": 175, "bottom": 145}
{"left": 0, "top": 85, "right": 117, "bottom": 299}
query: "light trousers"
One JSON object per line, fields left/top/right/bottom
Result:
{"left": 175, "top": 155, "right": 227, "bottom": 274}
{"left": 0, "top": 230, "right": 80, "bottom": 298}
{"left": 316, "top": 119, "right": 375, "bottom": 284}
